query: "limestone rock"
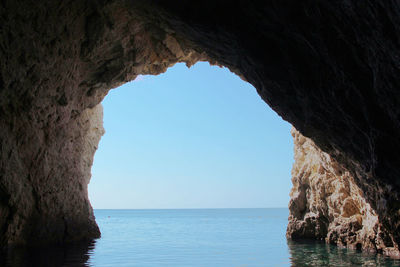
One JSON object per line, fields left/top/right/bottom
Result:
{"left": 287, "top": 128, "right": 400, "bottom": 257}
{"left": 0, "top": 0, "right": 400, "bottom": 254}
{"left": 0, "top": 103, "right": 104, "bottom": 246}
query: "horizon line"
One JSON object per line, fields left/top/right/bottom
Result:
{"left": 93, "top": 207, "right": 288, "bottom": 210}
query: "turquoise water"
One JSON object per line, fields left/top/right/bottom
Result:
{"left": 90, "top": 209, "right": 290, "bottom": 266}
{"left": 1, "top": 208, "right": 400, "bottom": 266}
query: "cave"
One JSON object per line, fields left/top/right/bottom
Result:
{"left": 0, "top": 0, "right": 399, "bottom": 258}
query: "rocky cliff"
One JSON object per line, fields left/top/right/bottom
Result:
{"left": 287, "top": 128, "right": 400, "bottom": 258}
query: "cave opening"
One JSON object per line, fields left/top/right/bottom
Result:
{"left": 85, "top": 61, "right": 294, "bottom": 264}
{"left": 89, "top": 62, "right": 294, "bottom": 210}
{"left": 1, "top": 1, "right": 400, "bottom": 264}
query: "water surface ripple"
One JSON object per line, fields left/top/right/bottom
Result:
{"left": 1, "top": 209, "right": 399, "bottom": 266}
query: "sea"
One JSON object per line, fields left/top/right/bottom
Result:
{"left": 1, "top": 208, "right": 400, "bottom": 266}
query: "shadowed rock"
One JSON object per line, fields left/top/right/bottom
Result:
{"left": 0, "top": 0, "right": 399, "bottom": 256}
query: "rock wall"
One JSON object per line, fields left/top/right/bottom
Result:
{"left": 287, "top": 128, "right": 400, "bottom": 258}
{"left": 0, "top": 0, "right": 207, "bottom": 247}
{"left": 0, "top": 103, "right": 104, "bottom": 246}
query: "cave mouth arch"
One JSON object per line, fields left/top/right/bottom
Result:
{"left": 1, "top": 0, "right": 399, "bottom": 257}
{"left": 89, "top": 62, "right": 294, "bottom": 210}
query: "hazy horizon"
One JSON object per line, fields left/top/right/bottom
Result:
{"left": 93, "top": 207, "right": 289, "bottom": 210}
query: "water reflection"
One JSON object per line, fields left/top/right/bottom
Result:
{"left": 288, "top": 240, "right": 400, "bottom": 267}
{"left": 1, "top": 239, "right": 400, "bottom": 266}
{"left": 0, "top": 240, "right": 95, "bottom": 267}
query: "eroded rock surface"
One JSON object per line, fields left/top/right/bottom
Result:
{"left": 288, "top": 129, "right": 400, "bottom": 258}
{"left": 0, "top": 103, "right": 104, "bottom": 246}
{"left": 0, "top": 0, "right": 400, "bottom": 253}
{"left": 0, "top": 0, "right": 209, "bottom": 247}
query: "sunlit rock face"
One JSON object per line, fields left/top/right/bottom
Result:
{"left": 0, "top": 0, "right": 399, "bottom": 254}
{"left": 287, "top": 129, "right": 400, "bottom": 258}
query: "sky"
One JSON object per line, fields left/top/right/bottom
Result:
{"left": 89, "top": 62, "right": 294, "bottom": 209}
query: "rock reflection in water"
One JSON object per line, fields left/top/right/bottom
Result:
{"left": 0, "top": 240, "right": 95, "bottom": 267}
{"left": 2, "top": 238, "right": 400, "bottom": 266}
{"left": 288, "top": 240, "right": 400, "bottom": 267}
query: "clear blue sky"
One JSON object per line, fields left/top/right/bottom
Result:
{"left": 89, "top": 62, "right": 293, "bottom": 209}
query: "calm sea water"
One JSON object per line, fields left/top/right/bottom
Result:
{"left": 1, "top": 208, "right": 400, "bottom": 266}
